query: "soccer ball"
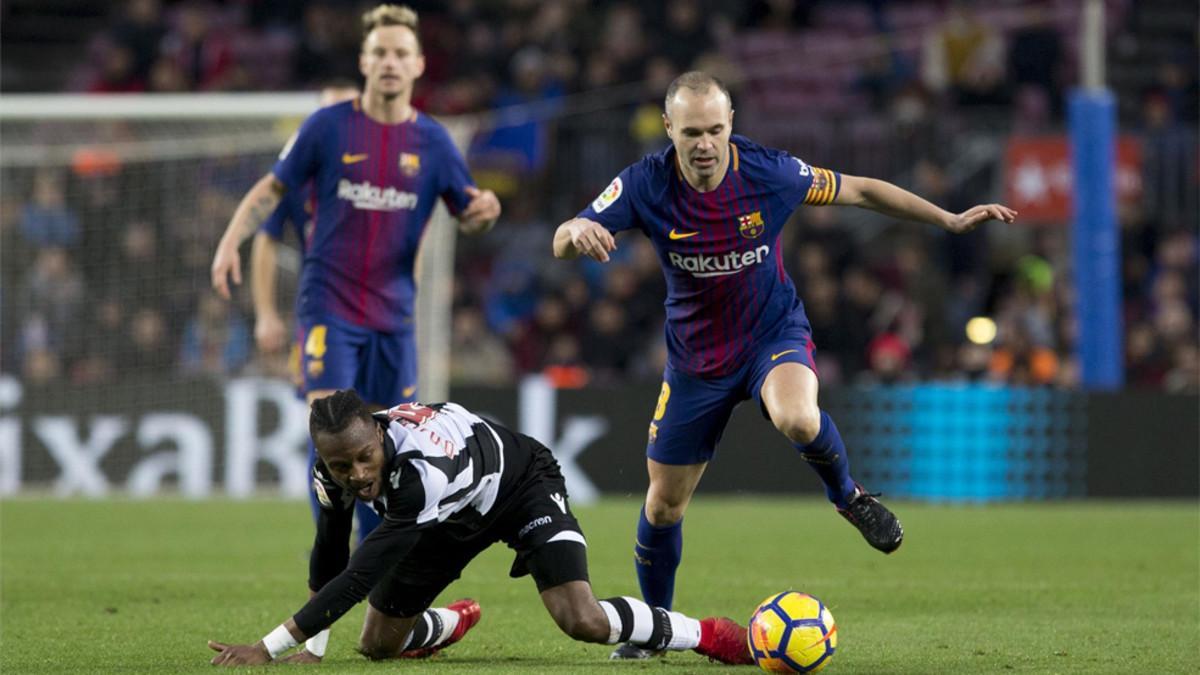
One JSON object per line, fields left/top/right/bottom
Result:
{"left": 748, "top": 591, "right": 838, "bottom": 673}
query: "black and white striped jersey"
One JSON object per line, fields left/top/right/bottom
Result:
{"left": 374, "top": 401, "right": 508, "bottom": 526}
{"left": 296, "top": 401, "right": 536, "bottom": 636}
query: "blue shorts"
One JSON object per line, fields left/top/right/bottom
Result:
{"left": 298, "top": 315, "right": 418, "bottom": 406}
{"left": 646, "top": 324, "right": 817, "bottom": 465}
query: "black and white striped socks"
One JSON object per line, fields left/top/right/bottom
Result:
{"left": 400, "top": 607, "right": 460, "bottom": 651}
{"left": 597, "top": 596, "right": 701, "bottom": 651}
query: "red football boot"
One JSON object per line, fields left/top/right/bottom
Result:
{"left": 694, "top": 617, "right": 754, "bottom": 665}
{"left": 398, "top": 598, "right": 482, "bottom": 659}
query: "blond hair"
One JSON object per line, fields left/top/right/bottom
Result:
{"left": 361, "top": 4, "right": 420, "bottom": 46}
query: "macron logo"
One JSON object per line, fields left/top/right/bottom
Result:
{"left": 668, "top": 245, "right": 770, "bottom": 278}
{"left": 337, "top": 179, "right": 418, "bottom": 211}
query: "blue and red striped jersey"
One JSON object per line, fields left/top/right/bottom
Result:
{"left": 273, "top": 99, "right": 474, "bottom": 332}
{"left": 577, "top": 134, "right": 840, "bottom": 377}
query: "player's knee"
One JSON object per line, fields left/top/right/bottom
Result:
{"left": 644, "top": 497, "right": 685, "bottom": 527}
{"left": 554, "top": 605, "right": 610, "bottom": 643}
{"left": 774, "top": 407, "right": 821, "bottom": 445}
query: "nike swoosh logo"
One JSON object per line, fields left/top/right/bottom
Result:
{"left": 668, "top": 228, "right": 699, "bottom": 240}
{"left": 342, "top": 153, "right": 368, "bottom": 164}
{"left": 771, "top": 349, "right": 799, "bottom": 361}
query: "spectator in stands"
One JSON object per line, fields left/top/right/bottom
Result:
{"left": 1127, "top": 322, "right": 1168, "bottom": 387}
{"left": 989, "top": 329, "right": 1059, "bottom": 386}
{"left": 18, "top": 248, "right": 86, "bottom": 380}
{"left": 798, "top": 273, "right": 844, "bottom": 384}
{"left": 293, "top": 2, "right": 360, "bottom": 87}
{"left": 509, "top": 294, "right": 572, "bottom": 374}
{"left": 1141, "top": 91, "right": 1199, "bottom": 230}
{"left": 602, "top": 4, "right": 648, "bottom": 83}
{"left": 22, "top": 341, "right": 63, "bottom": 385}
{"left": 1008, "top": 6, "right": 1063, "bottom": 115}
{"left": 1154, "top": 55, "right": 1199, "bottom": 124}
{"left": 865, "top": 332, "right": 915, "bottom": 385}
{"left": 630, "top": 57, "right": 678, "bottom": 155}
{"left": 449, "top": 307, "right": 514, "bottom": 387}
{"left": 125, "top": 306, "right": 174, "bottom": 374}
{"left": 1155, "top": 229, "right": 1199, "bottom": 311}
{"left": 484, "top": 259, "right": 540, "bottom": 337}
{"left": 556, "top": 277, "right": 594, "bottom": 335}
{"left": 659, "top": 0, "right": 713, "bottom": 71}
{"left": 86, "top": 42, "right": 146, "bottom": 93}
{"left": 71, "top": 158, "right": 124, "bottom": 276}
{"left": 1163, "top": 343, "right": 1199, "bottom": 393}
{"left": 472, "top": 46, "right": 564, "bottom": 176}
{"left": 921, "top": 1, "right": 1009, "bottom": 106}
{"left": 109, "top": 0, "right": 166, "bottom": 83}
{"left": 148, "top": 56, "right": 190, "bottom": 92}
{"left": 579, "top": 298, "right": 638, "bottom": 384}
{"left": 180, "top": 290, "right": 252, "bottom": 376}
{"left": 160, "top": 1, "right": 239, "bottom": 90}
{"left": 854, "top": 39, "right": 915, "bottom": 115}
{"left": 600, "top": 262, "right": 659, "bottom": 336}
{"left": 105, "top": 220, "right": 165, "bottom": 307}
{"left": 839, "top": 266, "right": 882, "bottom": 377}
{"left": 20, "top": 170, "right": 80, "bottom": 250}
{"left": 70, "top": 297, "right": 125, "bottom": 386}
{"left": 524, "top": 2, "right": 577, "bottom": 79}
{"left": 543, "top": 332, "right": 589, "bottom": 388}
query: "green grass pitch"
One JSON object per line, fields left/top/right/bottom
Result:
{"left": 2, "top": 498, "right": 1197, "bottom": 673}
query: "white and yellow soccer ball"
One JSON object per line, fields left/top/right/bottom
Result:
{"left": 748, "top": 591, "right": 838, "bottom": 673}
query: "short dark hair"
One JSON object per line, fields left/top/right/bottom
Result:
{"left": 309, "top": 389, "right": 374, "bottom": 439}
{"left": 664, "top": 71, "right": 732, "bottom": 111}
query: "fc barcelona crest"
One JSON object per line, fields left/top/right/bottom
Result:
{"left": 399, "top": 152, "right": 420, "bottom": 177}
{"left": 738, "top": 210, "right": 764, "bottom": 238}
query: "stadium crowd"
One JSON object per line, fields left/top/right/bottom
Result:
{"left": 2, "top": 0, "right": 1196, "bottom": 392}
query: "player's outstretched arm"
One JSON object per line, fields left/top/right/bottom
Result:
{"left": 210, "top": 174, "right": 287, "bottom": 299}
{"left": 249, "top": 232, "right": 287, "bottom": 353}
{"left": 458, "top": 186, "right": 501, "bottom": 235}
{"left": 834, "top": 174, "right": 1016, "bottom": 234}
{"left": 553, "top": 218, "right": 616, "bottom": 262}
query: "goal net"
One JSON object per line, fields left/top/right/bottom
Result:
{"left": 0, "top": 94, "right": 472, "bottom": 494}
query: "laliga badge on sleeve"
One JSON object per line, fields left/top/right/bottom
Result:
{"left": 591, "top": 176, "right": 623, "bottom": 213}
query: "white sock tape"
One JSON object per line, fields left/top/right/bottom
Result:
{"left": 305, "top": 628, "right": 330, "bottom": 657}
{"left": 262, "top": 624, "right": 299, "bottom": 659}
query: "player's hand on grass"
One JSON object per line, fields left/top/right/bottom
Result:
{"left": 943, "top": 204, "right": 1017, "bottom": 234}
{"left": 207, "top": 640, "right": 272, "bottom": 666}
{"left": 565, "top": 218, "right": 616, "bottom": 262}
{"left": 255, "top": 312, "right": 288, "bottom": 353}
{"left": 277, "top": 649, "right": 322, "bottom": 665}
{"left": 459, "top": 186, "right": 501, "bottom": 234}
{"left": 210, "top": 241, "right": 242, "bottom": 300}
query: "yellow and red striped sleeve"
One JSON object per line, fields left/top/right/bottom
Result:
{"left": 802, "top": 167, "right": 839, "bottom": 206}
